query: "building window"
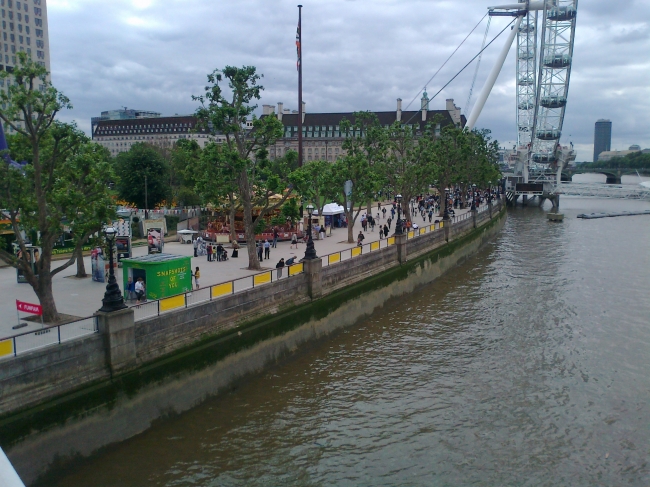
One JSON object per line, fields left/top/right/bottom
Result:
{"left": 36, "top": 39, "right": 42, "bottom": 48}
{"left": 35, "top": 18, "right": 41, "bottom": 27}
{"left": 35, "top": 28, "right": 42, "bottom": 37}
{"left": 25, "top": 37, "right": 29, "bottom": 45}
{"left": 34, "top": 7, "right": 41, "bottom": 16}
{"left": 24, "top": 15, "right": 28, "bottom": 23}
{"left": 18, "top": 35, "right": 22, "bottom": 43}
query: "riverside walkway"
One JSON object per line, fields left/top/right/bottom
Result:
{"left": 0, "top": 203, "right": 472, "bottom": 337}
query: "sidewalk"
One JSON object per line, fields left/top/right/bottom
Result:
{"left": 0, "top": 203, "right": 472, "bottom": 338}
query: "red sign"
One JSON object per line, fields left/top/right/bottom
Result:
{"left": 16, "top": 300, "right": 43, "bottom": 316}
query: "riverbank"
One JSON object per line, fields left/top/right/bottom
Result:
{"left": 1, "top": 201, "right": 505, "bottom": 485}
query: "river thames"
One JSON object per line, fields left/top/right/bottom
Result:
{"left": 48, "top": 178, "right": 650, "bottom": 486}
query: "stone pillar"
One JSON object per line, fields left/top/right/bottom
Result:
{"left": 303, "top": 258, "right": 322, "bottom": 299}
{"left": 395, "top": 233, "right": 407, "bottom": 264}
{"left": 472, "top": 209, "right": 478, "bottom": 228}
{"left": 97, "top": 308, "right": 136, "bottom": 374}
{"left": 443, "top": 218, "right": 451, "bottom": 242}
{"left": 488, "top": 201, "right": 493, "bottom": 219}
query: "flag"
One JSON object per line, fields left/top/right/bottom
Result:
{"left": 296, "top": 23, "right": 301, "bottom": 71}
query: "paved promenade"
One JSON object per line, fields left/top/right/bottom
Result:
{"left": 0, "top": 203, "right": 471, "bottom": 337}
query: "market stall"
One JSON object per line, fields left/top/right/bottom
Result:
{"left": 121, "top": 254, "right": 192, "bottom": 301}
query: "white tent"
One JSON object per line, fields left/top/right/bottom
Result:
{"left": 314, "top": 203, "right": 345, "bottom": 216}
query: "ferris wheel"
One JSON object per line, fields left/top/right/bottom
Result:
{"left": 466, "top": 0, "right": 578, "bottom": 203}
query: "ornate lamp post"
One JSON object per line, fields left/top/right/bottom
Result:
{"left": 471, "top": 183, "right": 477, "bottom": 211}
{"left": 395, "top": 194, "right": 403, "bottom": 235}
{"left": 303, "top": 203, "right": 318, "bottom": 260}
{"left": 99, "top": 226, "right": 127, "bottom": 313}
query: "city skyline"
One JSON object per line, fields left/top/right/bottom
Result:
{"left": 44, "top": 0, "right": 650, "bottom": 162}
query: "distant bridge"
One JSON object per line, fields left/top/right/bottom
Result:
{"left": 562, "top": 167, "right": 650, "bottom": 184}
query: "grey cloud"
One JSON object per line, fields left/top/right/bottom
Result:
{"left": 48, "top": 0, "right": 650, "bottom": 161}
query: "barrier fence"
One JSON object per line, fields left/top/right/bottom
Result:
{"left": 0, "top": 316, "right": 99, "bottom": 360}
{"left": 132, "top": 261, "right": 306, "bottom": 322}
{"left": 0, "top": 200, "right": 503, "bottom": 360}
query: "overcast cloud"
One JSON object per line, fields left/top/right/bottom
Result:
{"left": 48, "top": 0, "right": 650, "bottom": 161}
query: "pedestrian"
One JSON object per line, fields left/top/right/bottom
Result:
{"left": 387, "top": 217, "right": 392, "bottom": 229}
{"left": 291, "top": 233, "right": 298, "bottom": 249}
{"left": 231, "top": 240, "right": 239, "bottom": 258}
{"left": 135, "top": 277, "right": 146, "bottom": 303}
{"left": 391, "top": 207, "right": 395, "bottom": 218}
{"left": 428, "top": 210, "right": 433, "bottom": 223}
{"left": 257, "top": 241, "right": 263, "bottom": 261}
{"left": 357, "top": 231, "right": 365, "bottom": 246}
{"left": 216, "top": 243, "right": 225, "bottom": 261}
{"left": 193, "top": 238, "right": 198, "bottom": 258}
{"left": 275, "top": 258, "right": 285, "bottom": 278}
{"left": 383, "top": 224, "right": 389, "bottom": 237}
{"left": 207, "top": 243, "right": 212, "bottom": 262}
{"left": 319, "top": 225, "right": 326, "bottom": 240}
{"left": 264, "top": 239, "right": 271, "bottom": 260}
{"left": 273, "top": 227, "right": 279, "bottom": 248}
{"left": 379, "top": 227, "right": 384, "bottom": 239}
{"left": 382, "top": 207, "right": 386, "bottom": 219}
{"left": 126, "top": 277, "right": 136, "bottom": 301}
{"left": 193, "top": 267, "right": 201, "bottom": 289}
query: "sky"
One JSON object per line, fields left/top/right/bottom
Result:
{"left": 47, "top": 0, "right": 650, "bottom": 162}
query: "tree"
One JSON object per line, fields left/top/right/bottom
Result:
{"left": 193, "top": 66, "right": 292, "bottom": 270}
{"left": 341, "top": 113, "right": 388, "bottom": 216}
{"left": 384, "top": 121, "right": 432, "bottom": 222}
{"left": 169, "top": 139, "right": 203, "bottom": 207}
{"left": 114, "top": 143, "right": 169, "bottom": 211}
{"left": 0, "top": 53, "right": 114, "bottom": 322}
{"left": 290, "top": 159, "right": 338, "bottom": 216}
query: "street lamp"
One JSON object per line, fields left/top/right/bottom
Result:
{"left": 395, "top": 194, "right": 403, "bottom": 235}
{"left": 471, "top": 183, "right": 477, "bottom": 211}
{"left": 303, "top": 203, "right": 317, "bottom": 260}
{"left": 99, "top": 226, "right": 127, "bottom": 313}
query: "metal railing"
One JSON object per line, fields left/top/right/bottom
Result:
{"left": 130, "top": 200, "right": 502, "bottom": 321}
{"left": 132, "top": 262, "right": 306, "bottom": 322}
{"left": 0, "top": 316, "right": 99, "bottom": 360}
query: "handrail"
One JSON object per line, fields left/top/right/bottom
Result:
{"left": 0, "top": 316, "right": 99, "bottom": 360}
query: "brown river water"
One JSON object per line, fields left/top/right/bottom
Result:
{"left": 47, "top": 179, "right": 650, "bottom": 486}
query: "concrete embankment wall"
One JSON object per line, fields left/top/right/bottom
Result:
{"left": 0, "top": 202, "right": 505, "bottom": 485}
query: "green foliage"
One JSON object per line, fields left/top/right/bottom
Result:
{"left": 0, "top": 53, "right": 115, "bottom": 321}
{"left": 583, "top": 151, "right": 650, "bottom": 170}
{"left": 170, "top": 139, "right": 202, "bottom": 206}
{"left": 114, "top": 143, "right": 170, "bottom": 209}
{"left": 193, "top": 65, "right": 292, "bottom": 270}
{"left": 280, "top": 198, "right": 300, "bottom": 225}
{"left": 290, "top": 159, "right": 337, "bottom": 215}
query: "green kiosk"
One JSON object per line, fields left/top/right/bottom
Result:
{"left": 122, "top": 254, "right": 192, "bottom": 301}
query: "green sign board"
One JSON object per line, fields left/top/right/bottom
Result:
{"left": 121, "top": 253, "right": 192, "bottom": 301}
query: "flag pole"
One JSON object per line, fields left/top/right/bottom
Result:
{"left": 297, "top": 4, "right": 303, "bottom": 167}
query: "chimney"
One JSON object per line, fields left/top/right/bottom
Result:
{"left": 446, "top": 98, "right": 462, "bottom": 126}
{"left": 277, "top": 102, "right": 283, "bottom": 121}
{"left": 396, "top": 98, "right": 402, "bottom": 122}
{"left": 301, "top": 101, "right": 306, "bottom": 124}
{"left": 262, "top": 105, "right": 272, "bottom": 116}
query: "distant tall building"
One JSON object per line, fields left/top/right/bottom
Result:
{"left": 593, "top": 119, "right": 612, "bottom": 162}
{"left": 0, "top": 0, "right": 51, "bottom": 133}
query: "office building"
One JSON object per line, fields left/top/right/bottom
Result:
{"left": 263, "top": 96, "right": 465, "bottom": 162}
{"left": 0, "top": 0, "right": 50, "bottom": 132}
{"left": 593, "top": 119, "right": 612, "bottom": 162}
{"left": 92, "top": 113, "right": 224, "bottom": 156}
{"left": 91, "top": 108, "right": 162, "bottom": 134}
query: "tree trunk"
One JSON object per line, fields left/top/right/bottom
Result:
{"left": 346, "top": 209, "right": 355, "bottom": 243}
{"left": 75, "top": 241, "right": 87, "bottom": 278}
{"left": 228, "top": 194, "right": 237, "bottom": 244}
{"left": 36, "top": 259, "right": 59, "bottom": 323}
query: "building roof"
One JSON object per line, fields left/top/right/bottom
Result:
{"left": 121, "top": 253, "right": 190, "bottom": 265}
{"left": 93, "top": 115, "right": 204, "bottom": 138}
{"left": 273, "top": 109, "right": 463, "bottom": 129}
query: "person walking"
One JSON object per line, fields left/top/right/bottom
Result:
{"left": 193, "top": 267, "right": 201, "bottom": 289}
{"left": 207, "top": 244, "right": 212, "bottom": 262}
{"left": 126, "top": 277, "right": 136, "bottom": 302}
{"left": 231, "top": 240, "right": 239, "bottom": 258}
{"left": 387, "top": 217, "right": 392, "bottom": 229}
{"left": 382, "top": 207, "right": 386, "bottom": 219}
{"left": 291, "top": 233, "right": 298, "bottom": 249}
{"left": 383, "top": 224, "right": 389, "bottom": 237}
{"left": 264, "top": 239, "right": 271, "bottom": 260}
{"left": 275, "top": 258, "right": 285, "bottom": 279}
{"left": 272, "top": 227, "right": 279, "bottom": 248}
{"left": 379, "top": 227, "right": 384, "bottom": 239}
{"left": 257, "top": 241, "right": 263, "bottom": 261}
{"left": 357, "top": 231, "right": 365, "bottom": 246}
{"left": 193, "top": 238, "right": 198, "bottom": 258}
{"left": 135, "top": 277, "right": 146, "bottom": 303}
